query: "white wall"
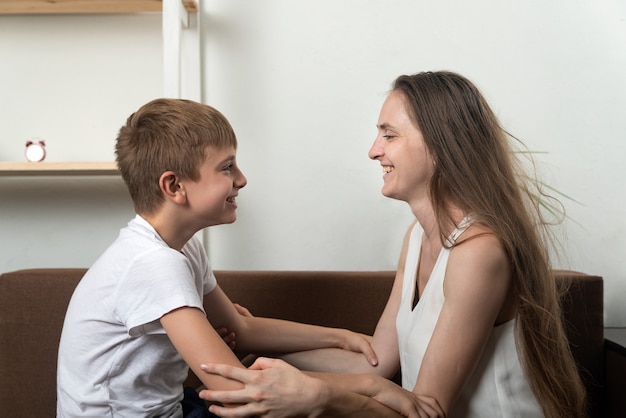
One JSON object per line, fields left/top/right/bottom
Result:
{"left": 0, "top": 13, "right": 161, "bottom": 270}
{"left": 0, "top": 0, "right": 624, "bottom": 326}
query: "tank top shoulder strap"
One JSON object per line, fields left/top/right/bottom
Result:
{"left": 445, "top": 214, "right": 475, "bottom": 246}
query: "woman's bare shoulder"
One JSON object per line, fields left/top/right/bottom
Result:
{"left": 447, "top": 224, "right": 511, "bottom": 289}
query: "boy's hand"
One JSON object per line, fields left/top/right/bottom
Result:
{"left": 233, "top": 303, "right": 253, "bottom": 318}
{"left": 216, "top": 327, "right": 237, "bottom": 350}
{"left": 215, "top": 303, "right": 254, "bottom": 350}
{"left": 341, "top": 330, "right": 379, "bottom": 366}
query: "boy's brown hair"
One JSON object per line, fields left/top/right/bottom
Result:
{"left": 115, "top": 98, "right": 237, "bottom": 216}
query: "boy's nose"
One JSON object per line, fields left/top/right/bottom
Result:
{"left": 236, "top": 171, "right": 247, "bottom": 189}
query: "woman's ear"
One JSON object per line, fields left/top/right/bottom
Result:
{"left": 159, "top": 171, "right": 186, "bottom": 204}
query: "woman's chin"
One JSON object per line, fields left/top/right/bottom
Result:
{"left": 381, "top": 187, "right": 396, "bottom": 199}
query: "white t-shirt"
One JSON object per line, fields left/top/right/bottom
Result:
{"left": 57, "top": 215, "right": 217, "bottom": 417}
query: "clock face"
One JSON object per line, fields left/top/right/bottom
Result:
{"left": 25, "top": 141, "right": 46, "bottom": 162}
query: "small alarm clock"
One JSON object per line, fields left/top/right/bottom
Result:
{"left": 25, "top": 140, "right": 46, "bottom": 162}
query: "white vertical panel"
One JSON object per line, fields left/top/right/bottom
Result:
{"left": 162, "top": 0, "right": 200, "bottom": 100}
{"left": 181, "top": 10, "right": 201, "bottom": 102}
{"left": 162, "top": 0, "right": 182, "bottom": 98}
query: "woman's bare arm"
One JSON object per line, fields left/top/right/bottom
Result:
{"left": 200, "top": 358, "right": 444, "bottom": 418}
{"left": 274, "top": 223, "right": 417, "bottom": 378}
{"left": 410, "top": 230, "right": 514, "bottom": 413}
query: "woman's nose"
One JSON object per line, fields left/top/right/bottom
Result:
{"left": 368, "top": 137, "right": 383, "bottom": 160}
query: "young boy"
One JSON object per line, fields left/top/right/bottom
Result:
{"left": 56, "top": 98, "right": 377, "bottom": 417}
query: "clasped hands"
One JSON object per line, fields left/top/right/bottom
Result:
{"left": 199, "top": 357, "right": 444, "bottom": 418}
{"left": 210, "top": 304, "right": 444, "bottom": 417}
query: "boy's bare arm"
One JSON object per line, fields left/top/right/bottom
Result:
{"left": 162, "top": 283, "right": 377, "bottom": 392}
{"left": 160, "top": 307, "right": 245, "bottom": 391}
{"left": 205, "top": 285, "right": 378, "bottom": 365}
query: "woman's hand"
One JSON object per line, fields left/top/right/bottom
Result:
{"left": 199, "top": 357, "right": 329, "bottom": 417}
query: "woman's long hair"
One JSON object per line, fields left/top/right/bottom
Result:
{"left": 393, "top": 71, "right": 586, "bottom": 418}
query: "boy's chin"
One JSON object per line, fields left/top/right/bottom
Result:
{"left": 204, "top": 215, "right": 237, "bottom": 228}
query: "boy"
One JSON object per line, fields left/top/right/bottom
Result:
{"left": 56, "top": 98, "right": 377, "bottom": 417}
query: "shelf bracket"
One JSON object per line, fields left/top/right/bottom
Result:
{"left": 162, "top": 0, "right": 201, "bottom": 102}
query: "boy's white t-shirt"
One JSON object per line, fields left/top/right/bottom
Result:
{"left": 57, "top": 215, "right": 217, "bottom": 418}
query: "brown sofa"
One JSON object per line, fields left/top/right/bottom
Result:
{"left": 0, "top": 268, "right": 618, "bottom": 417}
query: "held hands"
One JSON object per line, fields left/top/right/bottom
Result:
{"left": 199, "top": 357, "right": 329, "bottom": 418}
{"left": 356, "top": 375, "right": 446, "bottom": 418}
{"left": 200, "top": 358, "right": 445, "bottom": 418}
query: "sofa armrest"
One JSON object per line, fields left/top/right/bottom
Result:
{"left": 604, "top": 328, "right": 626, "bottom": 418}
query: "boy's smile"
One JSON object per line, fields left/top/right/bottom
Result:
{"left": 225, "top": 192, "right": 239, "bottom": 210}
{"left": 182, "top": 145, "right": 247, "bottom": 228}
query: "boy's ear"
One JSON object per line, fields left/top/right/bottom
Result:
{"left": 159, "top": 171, "right": 187, "bottom": 204}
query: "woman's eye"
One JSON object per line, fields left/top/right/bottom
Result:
{"left": 223, "top": 164, "right": 233, "bottom": 171}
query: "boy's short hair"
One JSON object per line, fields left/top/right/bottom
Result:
{"left": 115, "top": 98, "right": 237, "bottom": 216}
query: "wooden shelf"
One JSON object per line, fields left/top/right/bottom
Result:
{"left": 0, "top": 161, "right": 119, "bottom": 176}
{"left": 0, "top": 0, "right": 198, "bottom": 14}
{"left": 181, "top": 0, "right": 197, "bottom": 12}
{"left": 0, "top": 0, "right": 199, "bottom": 177}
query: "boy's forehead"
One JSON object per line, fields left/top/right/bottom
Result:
{"left": 206, "top": 144, "right": 236, "bottom": 152}
{"left": 205, "top": 145, "right": 236, "bottom": 159}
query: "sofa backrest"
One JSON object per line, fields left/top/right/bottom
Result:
{"left": 0, "top": 268, "right": 604, "bottom": 417}
{"left": 556, "top": 270, "right": 605, "bottom": 417}
{"left": 0, "top": 268, "right": 87, "bottom": 418}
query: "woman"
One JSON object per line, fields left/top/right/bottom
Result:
{"left": 200, "top": 71, "right": 587, "bottom": 418}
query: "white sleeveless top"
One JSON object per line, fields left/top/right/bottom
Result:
{"left": 396, "top": 219, "right": 542, "bottom": 417}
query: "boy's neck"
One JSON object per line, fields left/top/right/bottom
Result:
{"left": 141, "top": 210, "right": 194, "bottom": 251}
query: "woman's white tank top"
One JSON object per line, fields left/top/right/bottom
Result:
{"left": 395, "top": 218, "right": 542, "bottom": 417}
